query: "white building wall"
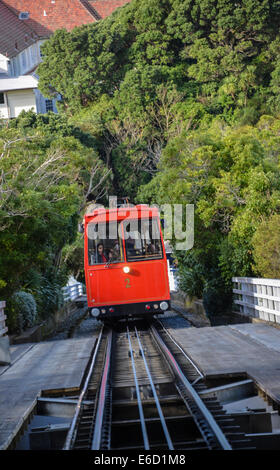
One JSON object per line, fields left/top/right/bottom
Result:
{"left": 0, "top": 40, "right": 58, "bottom": 118}
{"left": 6, "top": 89, "right": 36, "bottom": 118}
{"left": 0, "top": 92, "right": 9, "bottom": 119}
{"left": 12, "top": 41, "right": 42, "bottom": 76}
{"left": 0, "top": 54, "right": 9, "bottom": 75}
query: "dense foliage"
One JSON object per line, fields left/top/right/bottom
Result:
{"left": 140, "top": 116, "right": 280, "bottom": 307}
{"left": 38, "top": 0, "right": 280, "bottom": 311}
{"left": 0, "top": 112, "right": 111, "bottom": 330}
{"left": 2, "top": 0, "right": 280, "bottom": 325}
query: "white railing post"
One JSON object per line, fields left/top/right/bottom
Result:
{"left": 167, "top": 260, "right": 178, "bottom": 292}
{"left": 0, "top": 301, "right": 11, "bottom": 365}
{"left": 232, "top": 277, "right": 280, "bottom": 325}
{"left": 0, "top": 301, "right": 8, "bottom": 337}
{"left": 62, "top": 283, "right": 84, "bottom": 303}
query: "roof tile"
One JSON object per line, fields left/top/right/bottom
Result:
{"left": 89, "top": 0, "right": 131, "bottom": 19}
{"left": 0, "top": 2, "right": 38, "bottom": 57}
{"left": 1, "top": 0, "right": 99, "bottom": 37}
{"left": 0, "top": 0, "right": 132, "bottom": 58}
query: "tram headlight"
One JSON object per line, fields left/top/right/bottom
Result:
{"left": 90, "top": 308, "right": 100, "bottom": 317}
{"left": 160, "top": 301, "right": 168, "bottom": 311}
{"left": 123, "top": 266, "right": 130, "bottom": 274}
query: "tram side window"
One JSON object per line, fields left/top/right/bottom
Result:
{"left": 88, "top": 222, "right": 123, "bottom": 265}
{"left": 124, "top": 218, "right": 163, "bottom": 262}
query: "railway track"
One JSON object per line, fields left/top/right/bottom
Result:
{"left": 63, "top": 319, "right": 254, "bottom": 450}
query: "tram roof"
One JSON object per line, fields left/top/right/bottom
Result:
{"left": 84, "top": 205, "right": 160, "bottom": 223}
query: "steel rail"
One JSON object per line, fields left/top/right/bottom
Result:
{"left": 150, "top": 324, "right": 232, "bottom": 450}
{"left": 64, "top": 327, "right": 104, "bottom": 450}
{"left": 126, "top": 326, "right": 150, "bottom": 450}
{"left": 91, "top": 329, "right": 113, "bottom": 450}
{"left": 155, "top": 318, "right": 204, "bottom": 383}
{"left": 134, "top": 327, "right": 174, "bottom": 450}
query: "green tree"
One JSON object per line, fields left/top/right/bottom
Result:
{"left": 0, "top": 112, "right": 111, "bottom": 327}
{"left": 252, "top": 214, "right": 280, "bottom": 278}
{"left": 138, "top": 116, "right": 280, "bottom": 308}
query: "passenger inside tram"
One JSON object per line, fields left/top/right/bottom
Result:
{"left": 89, "top": 236, "right": 122, "bottom": 265}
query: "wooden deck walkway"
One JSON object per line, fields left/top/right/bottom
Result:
{"left": 170, "top": 323, "right": 280, "bottom": 404}
{"left": 0, "top": 336, "right": 96, "bottom": 449}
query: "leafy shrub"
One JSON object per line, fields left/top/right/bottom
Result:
{"left": 34, "top": 279, "right": 64, "bottom": 319}
{"left": 6, "top": 291, "right": 37, "bottom": 334}
{"left": 202, "top": 283, "right": 232, "bottom": 317}
{"left": 24, "top": 268, "right": 66, "bottom": 320}
{"left": 178, "top": 263, "right": 205, "bottom": 299}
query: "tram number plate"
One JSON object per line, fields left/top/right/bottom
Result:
{"left": 125, "top": 278, "right": 131, "bottom": 288}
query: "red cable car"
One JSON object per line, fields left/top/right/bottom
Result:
{"left": 84, "top": 205, "right": 170, "bottom": 321}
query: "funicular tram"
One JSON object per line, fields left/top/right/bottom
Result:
{"left": 83, "top": 203, "right": 170, "bottom": 322}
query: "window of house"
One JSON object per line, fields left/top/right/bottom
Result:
{"left": 8, "top": 60, "right": 14, "bottom": 77}
{"left": 0, "top": 93, "right": 5, "bottom": 105}
{"left": 13, "top": 57, "right": 19, "bottom": 76}
{"left": 30, "top": 45, "right": 37, "bottom": 64}
{"left": 45, "top": 99, "right": 54, "bottom": 112}
{"left": 21, "top": 51, "right": 26, "bottom": 69}
{"left": 19, "top": 12, "right": 29, "bottom": 20}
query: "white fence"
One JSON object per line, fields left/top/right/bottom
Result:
{"left": 232, "top": 277, "right": 280, "bottom": 324}
{"left": 62, "top": 283, "right": 84, "bottom": 303}
{"left": 0, "top": 301, "right": 7, "bottom": 337}
{"left": 167, "top": 261, "right": 178, "bottom": 292}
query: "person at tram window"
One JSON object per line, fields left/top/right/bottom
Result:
{"left": 96, "top": 243, "right": 108, "bottom": 263}
{"left": 107, "top": 248, "right": 115, "bottom": 261}
{"left": 126, "top": 235, "right": 135, "bottom": 252}
{"left": 146, "top": 242, "right": 155, "bottom": 254}
{"left": 111, "top": 240, "right": 120, "bottom": 259}
{"left": 146, "top": 241, "right": 160, "bottom": 255}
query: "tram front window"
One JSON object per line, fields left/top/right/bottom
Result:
{"left": 88, "top": 222, "right": 123, "bottom": 265}
{"left": 124, "top": 218, "right": 163, "bottom": 262}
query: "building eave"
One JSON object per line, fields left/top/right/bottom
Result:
{"left": 0, "top": 75, "right": 38, "bottom": 92}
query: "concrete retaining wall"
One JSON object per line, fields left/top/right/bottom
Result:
{"left": 171, "top": 291, "right": 211, "bottom": 327}
{"left": 0, "top": 336, "right": 11, "bottom": 365}
{"left": 172, "top": 290, "right": 206, "bottom": 314}
{"left": 41, "top": 301, "right": 79, "bottom": 339}
{"left": 10, "top": 301, "right": 81, "bottom": 344}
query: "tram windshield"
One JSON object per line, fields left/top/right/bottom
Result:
{"left": 124, "top": 218, "right": 163, "bottom": 262}
{"left": 87, "top": 218, "right": 163, "bottom": 265}
{"left": 88, "top": 222, "right": 123, "bottom": 265}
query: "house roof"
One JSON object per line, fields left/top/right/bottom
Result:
{"left": 88, "top": 0, "right": 130, "bottom": 19}
{"left": 0, "top": 75, "right": 38, "bottom": 92}
{"left": 0, "top": 2, "right": 39, "bottom": 58}
{"left": 1, "top": 0, "right": 100, "bottom": 38}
